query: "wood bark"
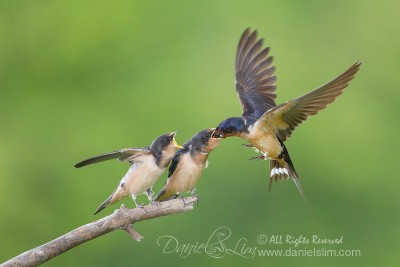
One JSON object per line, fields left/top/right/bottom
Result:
{"left": 1, "top": 197, "right": 198, "bottom": 267}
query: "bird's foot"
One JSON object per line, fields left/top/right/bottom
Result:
{"left": 135, "top": 203, "right": 145, "bottom": 209}
{"left": 151, "top": 200, "right": 161, "bottom": 208}
{"left": 248, "top": 155, "right": 266, "bottom": 161}
{"left": 242, "top": 144, "right": 254, "bottom": 148}
{"left": 145, "top": 188, "right": 154, "bottom": 202}
{"left": 191, "top": 191, "right": 200, "bottom": 206}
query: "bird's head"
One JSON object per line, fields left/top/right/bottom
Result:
{"left": 151, "top": 131, "right": 183, "bottom": 159}
{"left": 212, "top": 117, "right": 246, "bottom": 138}
{"left": 191, "top": 128, "right": 221, "bottom": 153}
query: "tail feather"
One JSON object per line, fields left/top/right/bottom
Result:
{"left": 269, "top": 137, "right": 301, "bottom": 192}
{"left": 153, "top": 188, "right": 167, "bottom": 202}
{"left": 153, "top": 187, "right": 179, "bottom": 202}
{"left": 269, "top": 139, "right": 317, "bottom": 226}
{"left": 269, "top": 157, "right": 317, "bottom": 226}
{"left": 269, "top": 138, "right": 300, "bottom": 188}
{"left": 93, "top": 187, "right": 118, "bottom": 215}
{"left": 268, "top": 142, "right": 305, "bottom": 200}
{"left": 94, "top": 197, "right": 112, "bottom": 215}
{"left": 269, "top": 159, "right": 301, "bottom": 191}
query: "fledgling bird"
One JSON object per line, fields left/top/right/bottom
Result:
{"left": 154, "top": 128, "right": 221, "bottom": 202}
{"left": 213, "top": 28, "right": 361, "bottom": 195}
{"left": 75, "top": 132, "right": 183, "bottom": 214}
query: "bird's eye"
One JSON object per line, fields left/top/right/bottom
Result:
{"left": 164, "top": 137, "right": 171, "bottom": 143}
{"left": 205, "top": 133, "right": 210, "bottom": 138}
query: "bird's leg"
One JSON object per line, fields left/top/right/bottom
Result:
{"left": 190, "top": 188, "right": 198, "bottom": 197}
{"left": 132, "top": 194, "right": 144, "bottom": 208}
{"left": 242, "top": 144, "right": 254, "bottom": 148}
{"left": 243, "top": 143, "right": 260, "bottom": 153}
{"left": 147, "top": 188, "right": 159, "bottom": 205}
{"left": 145, "top": 187, "right": 154, "bottom": 202}
{"left": 191, "top": 189, "right": 200, "bottom": 206}
{"left": 248, "top": 155, "right": 266, "bottom": 161}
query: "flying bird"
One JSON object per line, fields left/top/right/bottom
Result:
{"left": 154, "top": 128, "right": 221, "bottom": 202}
{"left": 213, "top": 28, "right": 361, "bottom": 195}
{"left": 75, "top": 132, "right": 183, "bottom": 214}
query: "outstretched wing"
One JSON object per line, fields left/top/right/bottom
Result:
{"left": 235, "top": 28, "right": 277, "bottom": 120}
{"left": 261, "top": 62, "right": 362, "bottom": 141}
{"left": 74, "top": 147, "right": 152, "bottom": 168}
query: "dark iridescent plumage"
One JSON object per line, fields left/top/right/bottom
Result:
{"left": 214, "top": 28, "right": 361, "bottom": 197}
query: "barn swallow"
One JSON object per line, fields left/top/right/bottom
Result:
{"left": 213, "top": 28, "right": 361, "bottom": 196}
{"left": 153, "top": 128, "right": 221, "bottom": 202}
{"left": 75, "top": 132, "right": 183, "bottom": 214}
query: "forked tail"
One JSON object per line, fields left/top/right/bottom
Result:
{"left": 269, "top": 139, "right": 301, "bottom": 194}
{"left": 269, "top": 141, "right": 317, "bottom": 226}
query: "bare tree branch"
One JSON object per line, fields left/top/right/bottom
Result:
{"left": 1, "top": 197, "right": 198, "bottom": 267}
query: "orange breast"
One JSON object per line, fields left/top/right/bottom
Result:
{"left": 166, "top": 153, "right": 207, "bottom": 194}
{"left": 246, "top": 122, "right": 282, "bottom": 159}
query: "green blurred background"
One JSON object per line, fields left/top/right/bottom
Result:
{"left": 1, "top": 0, "right": 399, "bottom": 266}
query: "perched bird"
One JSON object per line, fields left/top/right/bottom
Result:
{"left": 213, "top": 28, "right": 361, "bottom": 195}
{"left": 154, "top": 128, "right": 221, "bottom": 202}
{"left": 75, "top": 132, "right": 183, "bottom": 214}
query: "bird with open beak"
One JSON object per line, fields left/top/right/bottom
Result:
{"left": 212, "top": 28, "right": 361, "bottom": 196}
{"left": 154, "top": 128, "right": 221, "bottom": 202}
{"left": 75, "top": 131, "right": 183, "bottom": 214}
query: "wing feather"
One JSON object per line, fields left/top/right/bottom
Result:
{"left": 261, "top": 62, "right": 362, "bottom": 141}
{"left": 235, "top": 28, "right": 277, "bottom": 119}
{"left": 74, "top": 147, "right": 152, "bottom": 168}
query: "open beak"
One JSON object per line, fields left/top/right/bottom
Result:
{"left": 212, "top": 129, "right": 224, "bottom": 138}
{"left": 170, "top": 131, "right": 184, "bottom": 148}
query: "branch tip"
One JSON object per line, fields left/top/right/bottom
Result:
{"left": 182, "top": 196, "right": 199, "bottom": 208}
{"left": 123, "top": 225, "right": 143, "bottom": 241}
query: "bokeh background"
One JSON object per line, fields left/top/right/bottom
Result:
{"left": 1, "top": 0, "right": 399, "bottom": 266}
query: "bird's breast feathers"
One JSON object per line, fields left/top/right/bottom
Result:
{"left": 123, "top": 154, "right": 165, "bottom": 194}
{"left": 246, "top": 120, "right": 283, "bottom": 158}
{"left": 167, "top": 153, "right": 206, "bottom": 194}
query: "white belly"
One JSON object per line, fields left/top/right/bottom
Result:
{"left": 122, "top": 156, "right": 164, "bottom": 195}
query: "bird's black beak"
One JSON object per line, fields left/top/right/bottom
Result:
{"left": 212, "top": 129, "right": 223, "bottom": 138}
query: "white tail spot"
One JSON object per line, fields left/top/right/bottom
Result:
{"left": 271, "top": 167, "right": 289, "bottom": 177}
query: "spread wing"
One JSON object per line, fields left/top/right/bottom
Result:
{"left": 235, "top": 28, "right": 277, "bottom": 120}
{"left": 74, "top": 147, "right": 152, "bottom": 168}
{"left": 261, "top": 62, "right": 361, "bottom": 141}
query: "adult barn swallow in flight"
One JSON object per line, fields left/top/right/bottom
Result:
{"left": 75, "top": 132, "right": 183, "bottom": 214}
{"left": 154, "top": 128, "right": 221, "bottom": 202}
{"left": 213, "top": 28, "right": 361, "bottom": 194}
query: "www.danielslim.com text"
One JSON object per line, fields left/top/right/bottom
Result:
{"left": 258, "top": 247, "right": 361, "bottom": 257}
